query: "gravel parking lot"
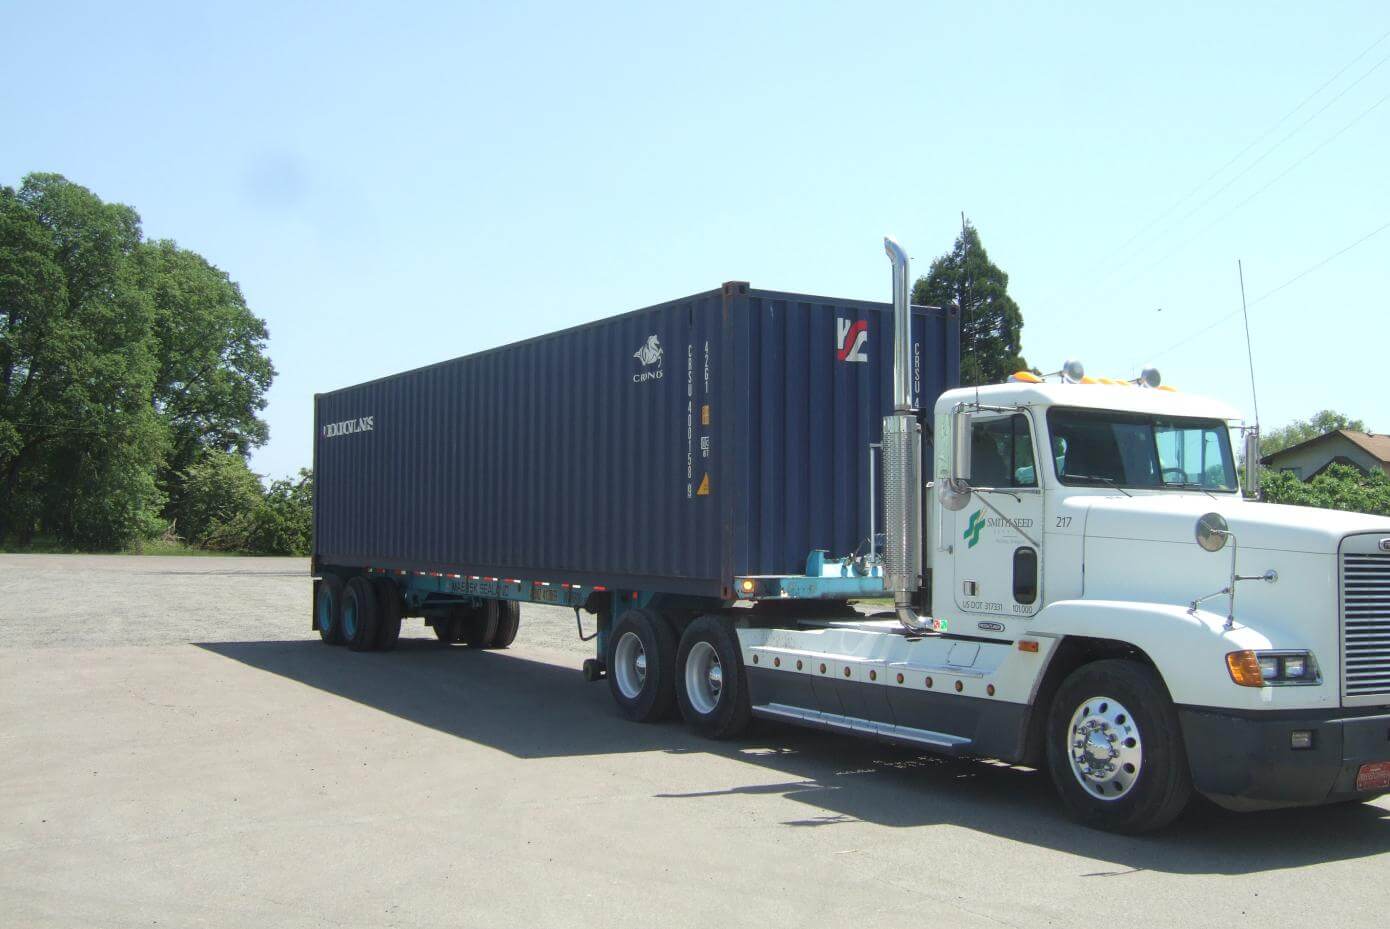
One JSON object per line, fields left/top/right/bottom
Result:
{"left": 3, "top": 553, "right": 1389, "bottom": 928}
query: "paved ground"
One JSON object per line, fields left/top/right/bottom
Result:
{"left": 2, "top": 554, "right": 1388, "bottom": 928}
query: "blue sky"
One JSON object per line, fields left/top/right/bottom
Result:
{"left": 3, "top": 1, "right": 1387, "bottom": 479}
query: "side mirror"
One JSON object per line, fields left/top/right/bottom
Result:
{"left": 951, "top": 408, "right": 973, "bottom": 484}
{"left": 1195, "top": 512, "right": 1230, "bottom": 552}
{"left": 1243, "top": 429, "right": 1260, "bottom": 498}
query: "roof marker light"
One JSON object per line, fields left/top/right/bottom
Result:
{"left": 1009, "top": 371, "right": 1043, "bottom": 383}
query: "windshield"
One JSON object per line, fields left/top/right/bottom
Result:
{"left": 1046, "top": 407, "right": 1238, "bottom": 491}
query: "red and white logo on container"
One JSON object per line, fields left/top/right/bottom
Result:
{"left": 836, "top": 318, "right": 868, "bottom": 363}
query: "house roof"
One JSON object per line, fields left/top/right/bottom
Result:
{"left": 1261, "top": 429, "right": 1390, "bottom": 466}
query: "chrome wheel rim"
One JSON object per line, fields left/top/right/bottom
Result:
{"left": 684, "top": 641, "right": 723, "bottom": 716}
{"left": 613, "top": 631, "right": 648, "bottom": 700}
{"left": 1066, "top": 695, "right": 1142, "bottom": 801}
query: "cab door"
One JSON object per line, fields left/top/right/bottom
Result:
{"left": 951, "top": 412, "right": 1044, "bottom": 620}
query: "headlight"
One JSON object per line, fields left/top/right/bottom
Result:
{"left": 1226, "top": 650, "right": 1321, "bottom": 687}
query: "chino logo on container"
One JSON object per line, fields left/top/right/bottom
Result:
{"left": 836, "top": 318, "right": 868, "bottom": 363}
{"left": 632, "top": 334, "right": 664, "bottom": 383}
{"left": 322, "top": 416, "right": 374, "bottom": 439}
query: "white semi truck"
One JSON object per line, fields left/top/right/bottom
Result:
{"left": 313, "top": 237, "right": 1390, "bottom": 833}
{"left": 729, "top": 240, "right": 1390, "bottom": 832}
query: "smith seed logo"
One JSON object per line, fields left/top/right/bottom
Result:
{"left": 836, "top": 318, "right": 868, "bottom": 363}
{"left": 632, "top": 335, "right": 664, "bottom": 383}
{"left": 963, "top": 509, "right": 986, "bottom": 548}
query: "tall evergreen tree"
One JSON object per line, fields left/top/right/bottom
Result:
{"left": 912, "top": 221, "right": 1028, "bottom": 385}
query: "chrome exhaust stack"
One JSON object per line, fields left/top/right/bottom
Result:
{"left": 881, "top": 237, "right": 931, "bottom": 633}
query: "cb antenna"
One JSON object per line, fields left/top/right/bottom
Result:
{"left": 1238, "top": 259, "right": 1262, "bottom": 498}
{"left": 1238, "top": 259, "right": 1260, "bottom": 428}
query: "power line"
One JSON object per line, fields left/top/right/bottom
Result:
{"left": 1138, "top": 216, "right": 1390, "bottom": 365}
{"left": 1103, "top": 28, "right": 1390, "bottom": 268}
{"left": 1049, "top": 28, "right": 1390, "bottom": 309}
{"left": 1126, "top": 88, "right": 1390, "bottom": 281}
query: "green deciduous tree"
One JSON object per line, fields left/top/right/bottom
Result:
{"left": 913, "top": 221, "right": 1028, "bottom": 386}
{"left": 175, "top": 448, "right": 264, "bottom": 545}
{"left": 1260, "top": 410, "right": 1366, "bottom": 457}
{"left": 1263, "top": 463, "right": 1390, "bottom": 517}
{"left": 0, "top": 174, "right": 166, "bottom": 546}
{"left": 134, "top": 240, "right": 274, "bottom": 508}
{"left": 204, "top": 469, "right": 313, "bottom": 555}
{"left": 0, "top": 173, "right": 275, "bottom": 549}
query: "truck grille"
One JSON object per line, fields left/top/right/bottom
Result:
{"left": 1343, "top": 548, "right": 1390, "bottom": 702}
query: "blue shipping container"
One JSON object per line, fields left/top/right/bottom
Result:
{"left": 313, "top": 282, "right": 959, "bottom": 600}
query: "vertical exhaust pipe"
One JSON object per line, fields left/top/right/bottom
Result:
{"left": 881, "top": 238, "right": 931, "bottom": 632}
{"left": 885, "top": 237, "right": 913, "bottom": 413}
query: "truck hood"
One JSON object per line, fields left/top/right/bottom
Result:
{"left": 1081, "top": 494, "right": 1390, "bottom": 554}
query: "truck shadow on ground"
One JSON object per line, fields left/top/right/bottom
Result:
{"left": 199, "top": 636, "right": 1390, "bottom": 876}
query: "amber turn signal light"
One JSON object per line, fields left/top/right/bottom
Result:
{"left": 1226, "top": 650, "right": 1265, "bottom": 687}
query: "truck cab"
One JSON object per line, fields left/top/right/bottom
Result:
{"left": 920, "top": 379, "right": 1390, "bottom": 818}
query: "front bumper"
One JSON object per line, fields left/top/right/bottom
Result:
{"left": 1179, "top": 705, "right": 1390, "bottom": 811}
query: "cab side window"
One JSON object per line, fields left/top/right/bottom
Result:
{"left": 970, "top": 414, "right": 1038, "bottom": 488}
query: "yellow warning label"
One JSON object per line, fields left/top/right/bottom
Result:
{"left": 701, "top": 404, "right": 710, "bottom": 426}
{"left": 696, "top": 473, "right": 711, "bottom": 496}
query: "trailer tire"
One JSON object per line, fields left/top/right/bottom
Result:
{"left": 674, "top": 615, "right": 751, "bottom": 740}
{"left": 432, "top": 616, "right": 462, "bottom": 644}
{"left": 1046, "top": 659, "right": 1192, "bottom": 834}
{"left": 343, "top": 576, "right": 382, "bottom": 652}
{"left": 372, "top": 577, "right": 403, "bottom": 651}
{"left": 487, "top": 600, "right": 520, "bottom": 649}
{"left": 462, "top": 601, "right": 499, "bottom": 648}
{"left": 315, "top": 576, "right": 346, "bottom": 645}
{"left": 606, "top": 608, "right": 678, "bottom": 722}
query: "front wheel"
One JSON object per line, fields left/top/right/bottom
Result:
{"left": 1046, "top": 659, "right": 1192, "bottom": 833}
{"left": 674, "top": 615, "right": 751, "bottom": 740}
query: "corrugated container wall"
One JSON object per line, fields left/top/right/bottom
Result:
{"left": 314, "top": 283, "right": 959, "bottom": 600}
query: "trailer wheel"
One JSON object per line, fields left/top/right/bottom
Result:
{"left": 487, "top": 601, "right": 520, "bottom": 649}
{"left": 432, "top": 617, "right": 461, "bottom": 644}
{"left": 343, "top": 576, "right": 382, "bottom": 652}
{"left": 315, "top": 576, "right": 346, "bottom": 646}
{"left": 462, "top": 601, "right": 499, "bottom": 648}
{"left": 606, "top": 608, "right": 678, "bottom": 722}
{"left": 674, "top": 615, "right": 751, "bottom": 739}
{"left": 372, "top": 577, "right": 402, "bottom": 651}
{"left": 1046, "top": 659, "right": 1192, "bottom": 833}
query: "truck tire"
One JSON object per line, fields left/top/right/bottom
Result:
{"left": 462, "top": 601, "right": 499, "bottom": 648}
{"left": 487, "top": 601, "right": 520, "bottom": 649}
{"left": 606, "top": 608, "right": 678, "bottom": 722}
{"left": 1046, "top": 659, "right": 1192, "bottom": 834}
{"left": 674, "top": 615, "right": 751, "bottom": 740}
{"left": 372, "top": 577, "right": 403, "bottom": 651}
{"left": 432, "top": 613, "right": 460, "bottom": 643}
{"left": 343, "top": 576, "right": 382, "bottom": 652}
{"left": 315, "top": 576, "right": 346, "bottom": 645}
